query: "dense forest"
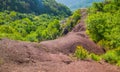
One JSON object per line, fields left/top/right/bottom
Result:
{"left": 0, "top": 0, "right": 81, "bottom": 42}
{"left": 0, "top": 0, "right": 71, "bottom": 16}
{"left": 85, "top": 0, "right": 120, "bottom": 66}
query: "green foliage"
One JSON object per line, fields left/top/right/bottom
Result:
{"left": 103, "top": 3, "right": 118, "bottom": 12}
{"left": 74, "top": 45, "right": 120, "bottom": 66}
{"left": 0, "top": 0, "right": 71, "bottom": 16}
{"left": 86, "top": 0, "right": 120, "bottom": 66}
{"left": 0, "top": 25, "right": 22, "bottom": 40}
{"left": 102, "top": 48, "right": 120, "bottom": 66}
{"left": 87, "top": 1, "right": 120, "bottom": 49}
{"left": 42, "top": 0, "right": 71, "bottom": 16}
{"left": 90, "top": 53, "right": 101, "bottom": 61}
{"left": 61, "top": 9, "right": 81, "bottom": 34}
{"left": 25, "top": 32, "right": 38, "bottom": 42}
{"left": 74, "top": 46, "right": 89, "bottom": 60}
{"left": 88, "top": 2, "right": 103, "bottom": 13}
{"left": 0, "top": 0, "right": 72, "bottom": 41}
{"left": 37, "top": 20, "right": 61, "bottom": 41}
{"left": 0, "top": 11, "right": 62, "bottom": 42}
{"left": 88, "top": 0, "right": 120, "bottom": 13}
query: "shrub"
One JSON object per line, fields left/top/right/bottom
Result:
{"left": 86, "top": 11, "right": 120, "bottom": 49}
{"left": 90, "top": 53, "right": 101, "bottom": 61}
{"left": 86, "top": 1, "right": 120, "bottom": 66}
{"left": 25, "top": 32, "right": 38, "bottom": 42}
{"left": 74, "top": 46, "right": 89, "bottom": 60}
{"left": 97, "top": 40, "right": 112, "bottom": 51}
{"left": 102, "top": 48, "right": 120, "bottom": 64}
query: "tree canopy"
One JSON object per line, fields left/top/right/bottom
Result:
{"left": 0, "top": 0, "right": 71, "bottom": 16}
{"left": 87, "top": 0, "right": 120, "bottom": 49}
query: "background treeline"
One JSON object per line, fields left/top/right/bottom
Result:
{"left": 85, "top": 0, "right": 120, "bottom": 66}
{"left": 0, "top": 10, "right": 80, "bottom": 42}
{"left": 0, "top": 11, "right": 61, "bottom": 42}
{"left": 0, "top": 0, "right": 71, "bottom": 16}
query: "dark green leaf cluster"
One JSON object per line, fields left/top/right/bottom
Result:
{"left": 0, "top": 11, "right": 61, "bottom": 42}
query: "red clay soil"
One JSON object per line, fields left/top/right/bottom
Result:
{"left": 0, "top": 9, "right": 120, "bottom": 72}
{"left": 0, "top": 39, "right": 120, "bottom": 72}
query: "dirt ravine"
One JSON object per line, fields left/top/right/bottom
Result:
{"left": 0, "top": 9, "right": 120, "bottom": 72}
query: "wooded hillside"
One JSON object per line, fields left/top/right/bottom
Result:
{"left": 0, "top": 0, "right": 71, "bottom": 16}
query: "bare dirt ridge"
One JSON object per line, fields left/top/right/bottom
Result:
{"left": 0, "top": 9, "right": 120, "bottom": 72}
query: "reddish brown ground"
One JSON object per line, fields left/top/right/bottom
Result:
{"left": 0, "top": 9, "right": 120, "bottom": 72}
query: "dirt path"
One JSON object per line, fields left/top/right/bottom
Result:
{"left": 0, "top": 9, "right": 120, "bottom": 72}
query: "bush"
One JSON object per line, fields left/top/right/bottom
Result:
{"left": 74, "top": 46, "right": 102, "bottom": 61}
{"left": 97, "top": 40, "right": 112, "bottom": 51}
{"left": 103, "top": 3, "right": 118, "bottom": 12}
{"left": 86, "top": 11, "right": 120, "bottom": 49}
{"left": 102, "top": 48, "right": 120, "bottom": 65}
{"left": 86, "top": 1, "right": 120, "bottom": 66}
{"left": 74, "top": 46, "right": 89, "bottom": 60}
{"left": 25, "top": 32, "right": 38, "bottom": 42}
{"left": 90, "top": 53, "right": 101, "bottom": 61}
